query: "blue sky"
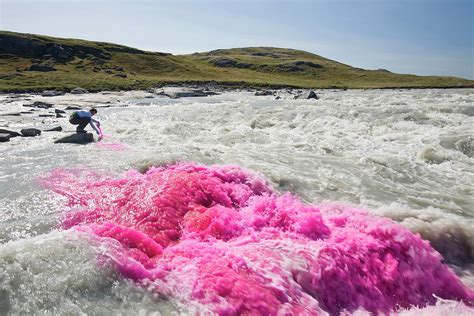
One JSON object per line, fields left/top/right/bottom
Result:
{"left": 1, "top": 0, "right": 472, "bottom": 79}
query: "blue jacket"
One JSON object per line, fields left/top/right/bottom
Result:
{"left": 72, "top": 111, "right": 100, "bottom": 134}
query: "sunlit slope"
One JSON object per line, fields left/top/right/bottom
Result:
{"left": 1, "top": 31, "right": 472, "bottom": 92}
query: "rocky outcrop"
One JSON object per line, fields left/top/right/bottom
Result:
{"left": 24, "top": 101, "right": 53, "bottom": 109}
{"left": 211, "top": 58, "right": 251, "bottom": 69}
{"left": 21, "top": 128, "right": 41, "bottom": 137}
{"left": 294, "top": 91, "right": 318, "bottom": 100}
{"left": 54, "top": 133, "right": 94, "bottom": 144}
{"left": 0, "top": 33, "right": 110, "bottom": 62}
{"left": 255, "top": 90, "right": 273, "bottom": 96}
{"left": 44, "top": 126, "right": 63, "bottom": 132}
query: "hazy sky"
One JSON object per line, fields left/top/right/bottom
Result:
{"left": 1, "top": 0, "right": 473, "bottom": 79}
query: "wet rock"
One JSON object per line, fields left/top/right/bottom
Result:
{"left": 294, "top": 91, "right": 318, "bottom": 100}
{"left": 56, "top": 113, "right": 65, "bottom": 118}
{"left": 39, "top": 114, "right": 55, "bottom": 117}
{"left": 21, "top": 128, "right": 41, "bottom": 137}
{"left": 275, "top": 96, "right": 281, "bottom": 100}
{"left": 1, "top": 112, "right": 21, "bottom": 116}
{"left": 255, "top": 90, "right": 273, "bottom": 96}
{"left": 160, "top": 87, "right": 209, "bottom": 99}
{"left": 27, "top": 64, "right": 56, "bottom": 72}
{"left": 55, "top": 109, "right": 66, "bottom": 114}
{"left": 70, "top": 87, "right": 89, "bottom": 94}
{"left": 54, "top": 133, "right": 94, "bottom": 144}
{"left": 293, "top": 61, "right": 323, "bottom": 68}
{"left": 0, "top": 133, "right": 11, "bottom": 142}
{"left": 0, "top": 129, "right": 21, "bottom": 137}
{"left": 65, "top": 106, "right": 82, "bottom": 110}
{"left": 41, "top": 90, "right": 65, "bottom": 97}
{"left": 44, "top": 125, "right": 63, "bottom": 132}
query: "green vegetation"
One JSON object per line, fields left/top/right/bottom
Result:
{"left": 1, "top": 31, "right": 472, "bottom": 92}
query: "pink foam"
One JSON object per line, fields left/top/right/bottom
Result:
{"left": 40, "top": 163, "right": 474, "bottom": 315}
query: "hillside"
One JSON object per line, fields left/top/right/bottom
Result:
{"left": 0, "top": 31, "right": 472, "bottom": 92}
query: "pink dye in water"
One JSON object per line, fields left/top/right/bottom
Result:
{"left": 40, "top": 163, "right": 473, "bottom": 315}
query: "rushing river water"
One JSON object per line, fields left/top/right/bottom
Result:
{"left": 0, "top": 89, "right": 473, "bottom": 315}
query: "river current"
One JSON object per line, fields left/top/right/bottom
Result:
{"left": 0, "top": 89, "right": 473, "bottom": 315}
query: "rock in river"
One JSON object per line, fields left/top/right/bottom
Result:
{"left": 294, "top": 91, "right": 318, "bottom": 100}
{"left": 54, "top": 133, "right": 94, "bottom": 144}
{"left": 21, "top": 128, "right": 42, "bottom": 137}
{"left": 44, "top": 125, "right": 63, "bottom": 132}
{"left": 0, "top": 129, "right": 21, "bottom": 137}
{"left": 0, "top": 133, "right": 11, "bottom": 142}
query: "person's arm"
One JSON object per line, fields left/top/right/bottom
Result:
{"left": 89, "top": 119, "right": 100, "bottom": 135}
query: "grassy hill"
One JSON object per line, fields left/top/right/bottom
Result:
{"left": 1, "top": 30, "right": 472, "bottom": 92}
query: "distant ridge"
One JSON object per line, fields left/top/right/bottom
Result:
{"left": 1, "top": 30, "right": 472, "bottom": 92}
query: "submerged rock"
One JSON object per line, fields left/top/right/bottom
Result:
{"left": 54, "top": 133, "right": 94, "bottom": 144}
{"left": 21, "top": 128, "right": 41, "bottom": 137}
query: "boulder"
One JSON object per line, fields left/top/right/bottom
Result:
{"left": 161, "top": 87, "right": 209, "bottom": 99}
{"left": 255, "top": 90, "right": 273, "bottom": 96}
{"left": 21, "top": 128, "right": 41, "bottom": 137}
{"left": 65, "top": 106, "right": 82, "bottom": 110}
{"left": 23, "top": 101, "right": 53, "bottom": 109}
{"left": 70, "top": 87, "right": 89, "bottom": 94}
{"left": 294, "top": 91, "right": 318, "bottom": 100}
{"left": 54, "top": 133, "right": 94, "bottom": 144}
{"left": 41, "top": 90, "right": 65, "bottom": 97}
{"left": 0, "top": 129, "right": 21, "bottom": 137}
{"left": 44, "top": 125, "right": 63, "bottom": 132}
{"left": 0, "top": 133, "right": 11, "bottom": 142}
{"left": 27, "top": 64, "right": 56, "bottom": 72}
{"left": 115, "top": 72, "right": 127, "bottom": 78}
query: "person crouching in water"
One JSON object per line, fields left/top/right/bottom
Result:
{"left": 69, "top": 108, "right": 103, "bottom": 140}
